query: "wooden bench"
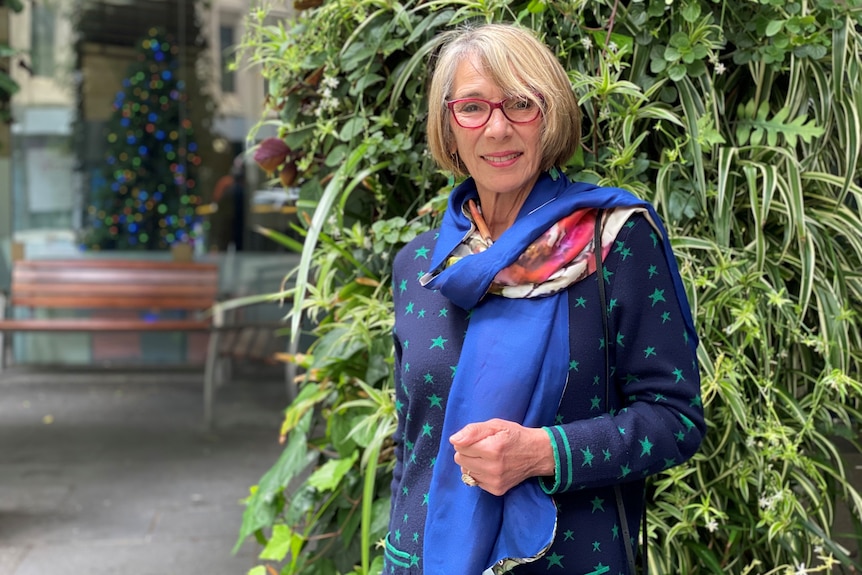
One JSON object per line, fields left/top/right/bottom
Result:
{"left": 0, "top": 259, "right": 225, "bottom": 427}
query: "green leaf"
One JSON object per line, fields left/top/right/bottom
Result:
{"left": 254, "top": 225, "right": 304, "bottom": 252}
{"left": 668, "top": 63, "right": 688, "bottom": 81}
{"left": 330, "top": 409, "right": 360, "bottom": 456}
{"left": 669, "top": 31, "right": 691, "bottom": 49}
{"left": 526, "top": 0, "right": 547, "bottom": 13}
{"left": 686, "top": 59, "right": 707, "bottom": 78}
{"left": 664, "top": 46, "right": 682, "bottom": 62}
{"left": 765, "top": 19, "right": 784, "bottom": 37}
{"left": 339, "top": 116, "right": 366, "bottom": 141}
{"left": 352, "top": 73, "right": 384, "bottom": 95}
{"left": 681, "top": 2, "right": 701, "bottom": 23}
{"left": 259, "top": 524, "right": 297, "bottom": 561}
{"left": 341, "top": 41, "right": 377, "bottom": 72}
{"left": 0, "top": 72, "right": 20, "bottom": 95}
{"left": 311, "top": 326, "right": 368, "bottom": 368}
{"left": 325, "top": 144, "right": 349, "bottom": 167}
{"left": 307, "top": 450, "right": 359, "bottom": 492}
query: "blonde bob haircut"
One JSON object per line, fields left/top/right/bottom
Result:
{"left": 426, "top": 23, "right": 581, "bottom": 177}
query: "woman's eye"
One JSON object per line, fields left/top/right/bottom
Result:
{"left": 458, "top": 102, "right": 485, "bottom": 114}
{"left": 508, "top": 97, "right": 533, "bottom": 111}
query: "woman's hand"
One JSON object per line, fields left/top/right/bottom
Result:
{"left": 450, "top": 418, "right": 555, "bottom": 496}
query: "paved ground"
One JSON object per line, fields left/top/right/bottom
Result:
{"left": 1, "top": 365, "right": 859, "bottom": 575}
{"left": 0, "top": 365, "right": 289, "bottom": 575}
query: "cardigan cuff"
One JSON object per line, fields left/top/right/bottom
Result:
{"left": 539, "top": 426, "right": 562, "bottom": 494}
{"left": 539, "top": 425, "right": 575, "bottom": 494}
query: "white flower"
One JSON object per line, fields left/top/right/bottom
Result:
{"left": 715, "top": 63, "right": 727, "bottom": 75}
{"left": 794, "top": 562, "right": 806, "bottom": 575}
{"left": 321, "top": 87, "right": 333, "bottom": 99}
{"left": 581, "top": 37, "right": 593, "bottom": 50}
{"left": 322, "top": 76, "right": 339, "bottom": 90}
{"left": 607, "top": 41, "right": 618, "bottom": 53}
{"left": 814, "top": 545, "right": 823, "bottom": 554}
{"left": 759, "top": 495, "right": 773, "bottom": 509}
{"left": 321, "top": 96, "right": 339, "bottom": 111}
{"left": 705, "top": 519, "right": 718, "bottom": 532}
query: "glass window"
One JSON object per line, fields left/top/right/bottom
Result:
{"left": 31, "top": 3, "right": 56, "bottom": 77}
{"left": 219, "top": 24, "right": 236, "bottom": 94}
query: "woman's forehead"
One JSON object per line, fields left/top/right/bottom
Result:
{"left": 450, "top": 54, "right": 525, "bottom": 96}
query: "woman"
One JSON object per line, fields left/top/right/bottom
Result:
{"left": 384, "top": 23, "right": 704, "bottom": 575}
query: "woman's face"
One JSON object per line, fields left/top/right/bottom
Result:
{"left": 448, "top": 55, "right": 544, "bottom": 200}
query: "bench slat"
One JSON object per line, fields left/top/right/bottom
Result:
{"left": 12, "top": 259, "right": 218, "bottom": 271}
{"left": 10, "top": 295, "right": 214, "bottom": 310}
{"left": 13, "top": 269, "right": 218, "bottom": 286}
{"left": 0, "top": 318, "right": 211, "bottom": 331}
{"left": 14, "top": 269, "right": 218, "bottom": 283}
{"left": 11, "top": 284, "right": 218, "bottom": 301}
{"left": 7, "top": 260, "right": 219, "bottom": 311}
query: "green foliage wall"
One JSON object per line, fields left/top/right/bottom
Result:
{"left": 236, "top": 1, "right": 862, "bottom": 573}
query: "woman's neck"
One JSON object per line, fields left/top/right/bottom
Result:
{"left": 475, "top": 187, "right": 531, "bottom": 241}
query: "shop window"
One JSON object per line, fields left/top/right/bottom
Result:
{"left": 219, "top": 24, "right": 236, "bottom": 94}
{"left": 31, "top": 3, "right": 56, "bottom": 77}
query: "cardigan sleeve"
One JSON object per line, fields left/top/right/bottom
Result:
{"left": 540, "top": 214, "right": 705, "bottom": 494}
{"left": 389, "top": 252, "right": 409, "bottom": 500}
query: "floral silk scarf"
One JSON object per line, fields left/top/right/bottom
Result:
{"left": 443, "top": 198, "right": 640, "bottom": 300}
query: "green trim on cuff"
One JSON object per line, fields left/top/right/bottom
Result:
{"left": 555, "top": 424, "right": 574, "bottom": 491}
{"left": 539, "top": 426, "right": 562, "bottom": 494}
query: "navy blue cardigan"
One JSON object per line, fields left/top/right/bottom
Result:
{"left": 384, "top": 214, "right": 705, "bottom": 575}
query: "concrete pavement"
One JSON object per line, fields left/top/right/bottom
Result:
{"left": 0, "top": 366, "right": 288, "bottom": 575}
{"left": 1, "top": 366, "right": 859, "bottom": 574}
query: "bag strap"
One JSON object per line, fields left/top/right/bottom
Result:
{"left": 594, "top": 209, "right": 646, "bottom": 575}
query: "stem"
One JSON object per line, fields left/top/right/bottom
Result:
{"left": 361, "top": 441, "right": 383, "bottom": 574}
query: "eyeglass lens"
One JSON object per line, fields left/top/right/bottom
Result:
{"left": 449, "top": 96, "right": 540, "bottom": 128}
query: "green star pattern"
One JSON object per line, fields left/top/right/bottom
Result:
{"left": 385, "top": 216, "right": 703, "bottom": 574}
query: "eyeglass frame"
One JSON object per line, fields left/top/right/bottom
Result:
{"left": 445, "top": 94, "right": 545, "bottom": 129}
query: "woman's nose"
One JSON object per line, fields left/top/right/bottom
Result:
{"left": 484, "top": 107, "right": 511, "bottom": 135}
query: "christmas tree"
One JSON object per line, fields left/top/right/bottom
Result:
{"left": 86, "top": 28, "right": 202, "bottom": 250}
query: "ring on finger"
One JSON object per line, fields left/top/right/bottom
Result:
{"left": 461, "top": 471, "right": 478, "bottom": 487}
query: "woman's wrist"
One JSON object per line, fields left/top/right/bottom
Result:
{"left": 531, "top": 426, "right": 557, "bottom": 477}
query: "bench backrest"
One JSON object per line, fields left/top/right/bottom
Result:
{"left": 9, "top": 260, "right": 219, "bottom": 311}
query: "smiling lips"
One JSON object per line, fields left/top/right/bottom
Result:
{"left": 482, "top": 152, "right": 522, "bottom": 165}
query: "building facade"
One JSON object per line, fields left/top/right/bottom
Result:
{"left": 0, "top": 0, "right": 298, "bottom": 366}
{"left": 3, "top": 0, "right": 293, "bottom": 267}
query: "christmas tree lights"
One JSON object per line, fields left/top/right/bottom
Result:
{"left": 86, "top": 28, "right": 202, "bottom": 250}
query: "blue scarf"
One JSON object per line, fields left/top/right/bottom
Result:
{"left": 420, "top": 170, "right": 697, "bottom": 574}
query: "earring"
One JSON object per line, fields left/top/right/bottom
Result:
{"left": 447, "top": 173, "right": 455, "bottom": 187}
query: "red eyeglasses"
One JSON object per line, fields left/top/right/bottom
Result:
{"left": 446, "top": 94, "right": 543, "bottom": 129}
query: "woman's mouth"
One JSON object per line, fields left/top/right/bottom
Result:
{"left": 482, "top": 152, "right": 522, "bottom": 164}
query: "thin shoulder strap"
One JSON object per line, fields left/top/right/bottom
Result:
{"left": 594, "top": 209, "right": 644, "bottom": 575}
